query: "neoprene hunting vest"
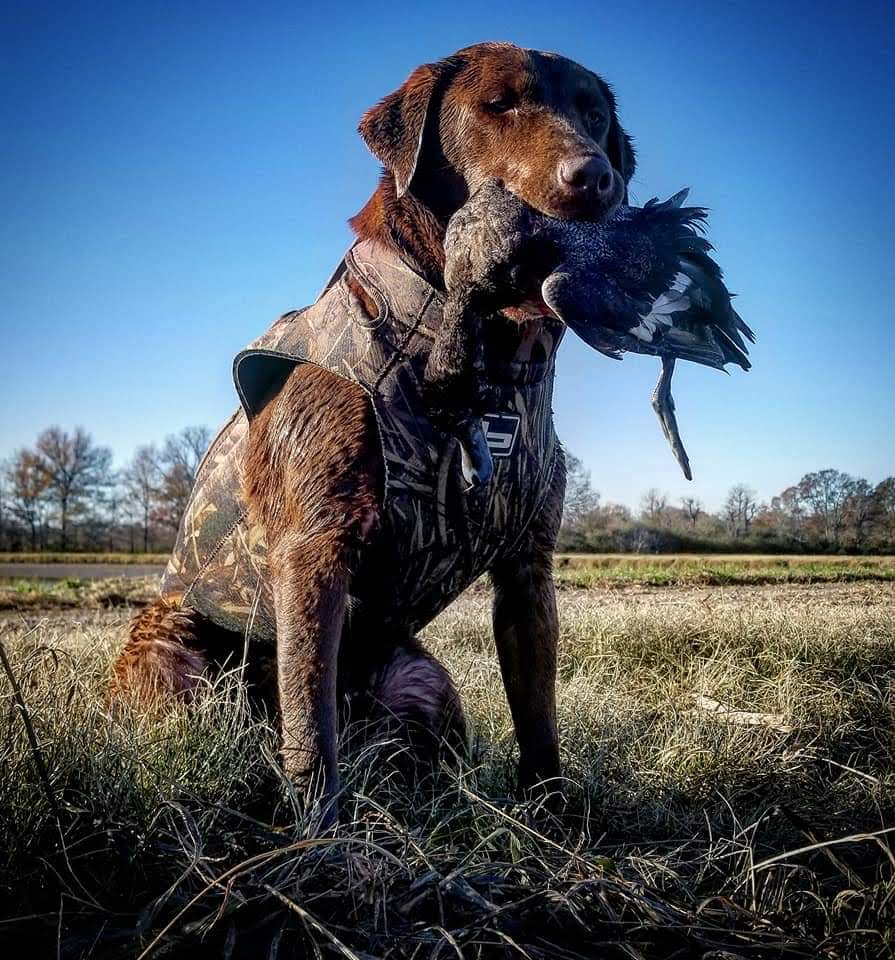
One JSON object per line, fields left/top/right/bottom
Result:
{"left": 161, "top": 239, "right": 564, "bottom": 640}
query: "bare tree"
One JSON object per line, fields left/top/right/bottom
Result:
{"left": 874, "top": 477, "right": 895, "bottom": 546}
{"left": 600, "top": 502, "right": 632, "bottom": 526}
{"left": 123, "top": 445, "right": 161, "bottom": 552}
{"left": 842, "top": 478, "right": 878, "bottom": 549}
{"left": 155, "top": 463, "right": 192, "bottom": 531}
{"left": 640, "top": 488, "right": 668, "bottom": 526}
{"left": 35, "top": 427, "right": 113, "bottom": 550}
{"left": 722, "top": 484, "right": 758, "bottom": 538}
{"left": 162, "top": 425, "right": 212, "bottom": 478}
{"left": 796, "top": 469, "right": 856, "bottom": 548}
{"left": 102, "top": 486, "right": 126, "bottom": 552}
{"left": 6, "top": 450, "right": 51, "bottom": 551}
{"left": 561, "top": 452, "right": 600, "bottom": 530}
{"left": 156, "top": 425, "right": 212, "bottom": 530}
{"left": 767, "top": 485, "right": 805, "bottom": 546}
{"left": 680, "top": 496, "right": 703, "bottom": 529}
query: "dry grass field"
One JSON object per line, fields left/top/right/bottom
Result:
{"left": 0, "top": 552, "right": 170, "bottom": 565}
{"left": 2, "top": 560, "right": 894, "bottom": 957}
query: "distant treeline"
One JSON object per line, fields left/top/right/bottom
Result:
{"left": 559, "top": 455, "right": 895, "bottom": 555}
{"left": 1, "top": 426, "right": 212, "bottom": 554}
{"left": 2, "top": 427, "right": 893, "bottom": 555}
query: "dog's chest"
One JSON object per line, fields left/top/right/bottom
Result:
{"left": 353, "top": 363, "right": 559, "bottom": 631}
{"left": 161, "top": 241, "right": 561, "bottom": 638}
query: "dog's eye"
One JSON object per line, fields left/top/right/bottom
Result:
{"left": 587, "top": 108, "right": 607, "bottom": 127}
{"left": 484, "top": 92, "right": 518, "bottom": 114}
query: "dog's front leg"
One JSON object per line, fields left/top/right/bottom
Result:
{"left": 246, "top": 364, "right": 383, "bottom": 824}
{"left": 491, "top": 548, "right": 561, "bottom": 791}
{"left": 270, "top": 531, "right": 349, "bottom": 820}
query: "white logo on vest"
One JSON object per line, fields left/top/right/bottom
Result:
{"left": 482, "top": 413, "right": 521, "bottom": 458}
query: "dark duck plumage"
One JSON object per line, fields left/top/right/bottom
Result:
{"left": 423, "top": 178, "right": 754, "bottom": 485}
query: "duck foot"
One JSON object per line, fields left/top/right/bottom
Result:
{"left": 455, "top": 417, "right": 494, "bottom": 490}
{"left": 651, "top": 356, "right": 693, "bottom": 481}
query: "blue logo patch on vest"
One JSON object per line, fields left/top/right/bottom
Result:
{"left": 482, "top": 413, "right": 521, "bottom": 459}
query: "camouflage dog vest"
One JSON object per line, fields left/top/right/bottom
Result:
{"left": 162, "top": 239, "right": 563, "bottom": 640}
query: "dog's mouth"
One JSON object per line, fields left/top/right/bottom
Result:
{"left": 505, "top": 170, "right": 625, "bottom": 227}
{"left": 493, "top": 236, "right": 562, "bottom": 323}
{"left": 500, "top": 299, "right": 556, "bottom": 322}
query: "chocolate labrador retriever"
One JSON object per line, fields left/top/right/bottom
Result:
{"left": 111, "top": 41, "right": 635, "bottom": 816}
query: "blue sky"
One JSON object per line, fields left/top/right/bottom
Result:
{"left": 2, "top": 0, "right": 893, "bottom": 510}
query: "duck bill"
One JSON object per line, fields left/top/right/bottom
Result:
{"left": 557, "top": 313, "right": 626, "bottom": 361}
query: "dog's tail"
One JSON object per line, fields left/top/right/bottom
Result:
{"left": 358, "top": 642, "right": 468, "bottom": 764}
{"left": 109, "top": 599, "right": 209, "bottom": 709}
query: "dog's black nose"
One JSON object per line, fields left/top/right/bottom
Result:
{"left": 558, "top": 154, "right": 614, "bottom": 199}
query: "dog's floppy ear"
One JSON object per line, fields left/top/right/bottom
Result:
{"left": 598, "top": 79, "right": 636, "bottom": 202}
{"left": 607, "top": 118, "right": 636, "bottom": 201}
{"left": 358, "top": 58, "right": 458, "bottom": 198}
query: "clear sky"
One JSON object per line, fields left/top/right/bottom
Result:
{"left": 2, "top": 0, "right": 893, "bottom": 511}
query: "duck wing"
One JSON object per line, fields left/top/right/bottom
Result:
{"left": 620, "top": 253, "right": 754, "bottom": 370}
{"left": 540, "top": 191, "right": 714, "bottom": 351}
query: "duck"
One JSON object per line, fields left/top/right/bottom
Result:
{"left": 432, "top": 179, "right": 755, "bottom": 484}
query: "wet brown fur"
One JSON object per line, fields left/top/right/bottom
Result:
{"left": 111, "top": 42, "right": 634, "bottom": 810}
{"left": 111, "top": 600, "right": 207, "bottom": 706}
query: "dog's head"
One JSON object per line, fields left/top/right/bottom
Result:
{"left": 358, "top": 41, "right": 635, "bottom": 224}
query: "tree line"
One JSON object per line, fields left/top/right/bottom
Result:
{"left": 1, "top": 426, "right": 212, "bottom": 553}
{"left": 559, "top": 455, "right": 895, "bottom": 554}
{"left": 2, "top": 427, "right": 892, "bottom": 555}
